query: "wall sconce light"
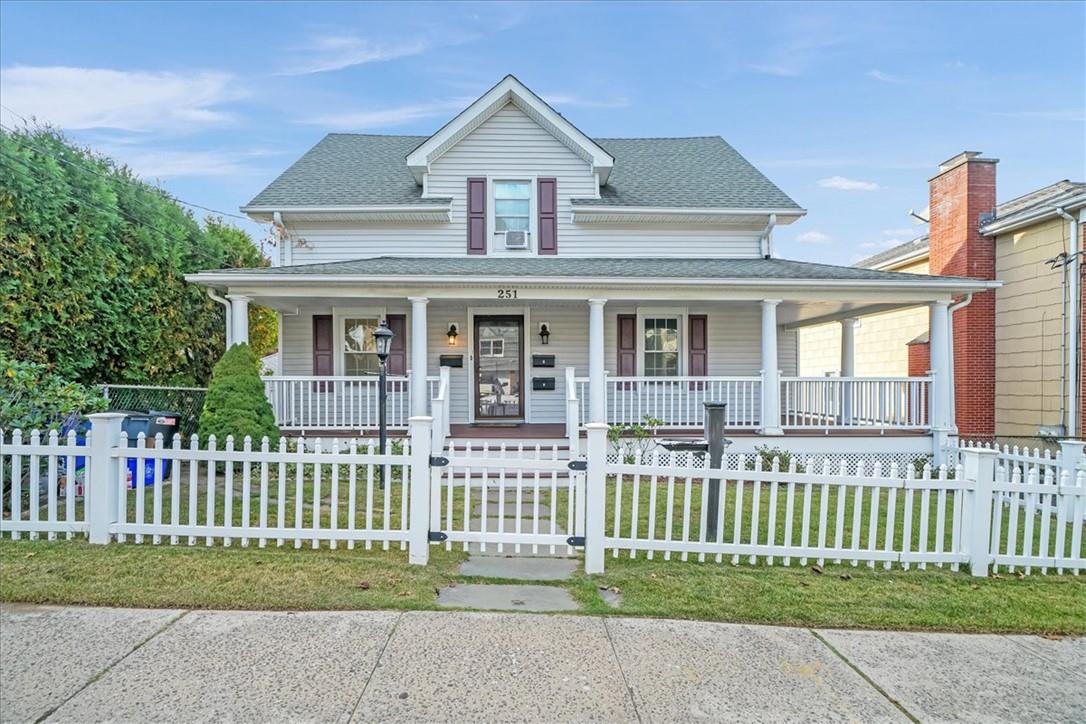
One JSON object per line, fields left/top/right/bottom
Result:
{"left": 447, "top": 323, "right": 459, "bottom": 346}
{"left": 538, "top": 322, "right": 550, "bottom": 345}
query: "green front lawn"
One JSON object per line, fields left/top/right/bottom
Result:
{"left": 2, "top": 537, "right": 1083, "bottom": 635}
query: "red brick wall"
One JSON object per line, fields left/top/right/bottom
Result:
{"left": 908, "top": 341, "right": 930, "bottom": 377}
{"left": 928, "top": 155, "right": 997, "bottom": 438}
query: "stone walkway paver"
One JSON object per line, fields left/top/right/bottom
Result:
{"left": 2, "top": 604, "right": 1083, "bottom": 723}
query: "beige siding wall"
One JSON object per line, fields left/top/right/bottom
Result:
{"left": 798, "top": 258, "right": 930, "bottom": 377}
{"left": 994, "top": 217, "right": 1069, "bottom": 438}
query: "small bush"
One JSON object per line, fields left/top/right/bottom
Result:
{"left": 0, "top": 354, "right": 106, "bottom": 431}
{"left": 198, "top": 344, "right": 280, "bottom": 443}
{"left": 745, "top": 445, "right": 806, "bottom": 473}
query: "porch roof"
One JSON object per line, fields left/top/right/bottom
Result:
{"left": 190, "top": 255, "right": 997, "bottom": 291}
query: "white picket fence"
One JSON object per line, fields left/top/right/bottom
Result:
{"left": 3, "top": 417, "right": 1084, "bottom": 577}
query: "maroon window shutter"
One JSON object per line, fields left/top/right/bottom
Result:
{"left": 688, "top": 315, "right": 708, "bottom": 389}
{"left": 312, "top": 315, "right": 333, "bottom": 391}
{"left": 617, "top": 314, "right": 637, "bottom": 377}
{"left": 386, "top": 314, "right": 407, "bottom": 375}
{"left": 537, "top": 177, "right": 557, "bottom": 255}
{"left": 467, "top": 177, "right": 486, "bottom": 255}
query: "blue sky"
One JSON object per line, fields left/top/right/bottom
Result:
{"left": 2, "top": 0, "right": 1083, "bottom": 265}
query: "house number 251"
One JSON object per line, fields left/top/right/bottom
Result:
{"left": 497, "top": 289, "right": 518, "bottom": 299}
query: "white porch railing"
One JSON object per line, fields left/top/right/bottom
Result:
{"left": 576, "top": 376, "right": 762, "bottom": 429}
{"left": 780, "top": 377, "right": 931, "bottom": 431}
{"left": 262, "top": 375, "right": 411, "bottom": 432}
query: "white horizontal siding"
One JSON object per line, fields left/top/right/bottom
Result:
{"left": 281, "top": 103, "right": 763, "bottom": 265}
{"left": 276, "top": 301, "right": 795, "bottom": 425}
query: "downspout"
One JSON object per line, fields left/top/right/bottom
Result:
{"left": 945, "top": 293, "right": 974, "bottom": 432}
{"left": 759, "top": 213, "right": 777, "bottom": 259}
{"left": 1055, "top": 207, "right": 1080, "bottom": 437}
{"left": 207, "top": 288, "right": 232, "bottom": 347}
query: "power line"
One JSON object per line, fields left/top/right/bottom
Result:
{"left": 0, "top": 106, "right": 253, "bottom": 222}
{"left": 0, "top": 148, "right": 243, "bottom": 270}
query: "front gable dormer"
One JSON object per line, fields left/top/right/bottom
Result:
{"left": 405, "top": 75, "right": 615, "bottom": 186}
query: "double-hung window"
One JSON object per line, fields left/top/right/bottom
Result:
{"left": 494, "top": 181, "right": 530, "bottom": 233}
{"left": 342, "top": 317, "right": 381, "bottom": 375}
{"left": 643, "top": 317, "right": 680, "bottom": 377}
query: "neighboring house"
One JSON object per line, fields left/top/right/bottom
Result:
{"left": 187, "top": 76, "right": 993, "bottom": 459}
{"left": 799, "top": 153, "right": 1086, "bottom": 443}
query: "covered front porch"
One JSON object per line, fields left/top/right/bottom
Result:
{"left": 187, "top": 256, "right": 995, "bottom": 458}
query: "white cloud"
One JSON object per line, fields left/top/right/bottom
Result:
{"left": 797, "top": 231, "right": 832, "bottom": 243}
{"left": 0, "top": 66, "right": 241, "bottom": 131}
{"left": 882, "top": 227, "right": 916, "bottom": 236}
{"left": 278, "top": 35, "right": 433, "bottom": 75}
{"left": 301, "top": 99, "right": 472, "bottom": 129}
{"left": 104, "top": 148, "right": 280, "bottom": 179}
{"left": 860, "top": 238, "right": 908, "bottom": 250}
{"left": 866, "top": 69, "right": 903, "bottom": 84}
{"left": 541, "top": 93, "right": 631, "bottom": 109}
{"left": 749, "top": 64, "right": 802, "bottom": 78}
{"left": 817, "top": 175, "right": 881, "bottom": 192}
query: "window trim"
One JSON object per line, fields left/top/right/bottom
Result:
{"left": 333, "top": 306, "right": 388, "bottom": 376}
{"left": 486, "top": 174, "right": 537, "bottom": 251}
{"left": 635, "top": 307, "right": 688, "bottom": 377}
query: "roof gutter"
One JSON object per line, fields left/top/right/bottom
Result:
{"left": 980, "top": 192, "right": 1086, "bottom": 235}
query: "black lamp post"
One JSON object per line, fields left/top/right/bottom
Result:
{"left": 373, "top": 319, "right": 394, "bottom": 487}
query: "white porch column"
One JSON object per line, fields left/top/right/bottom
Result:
{"left": 760, "top": 299, "right": 784, "bottom": 435}
{"left": 409, "top": 297, "right": 429, "bottom": 417}
{"left": 840, "top": 318, "right": 858, "bottom": 425}
{"left": 930, "top": 300, "right": 953, "bottom": 461}
{"left": 227, "top": 294, "right": 250, "bottom": 347}
{"left": 588, "top": 298, "right": 607, "bottom": 424}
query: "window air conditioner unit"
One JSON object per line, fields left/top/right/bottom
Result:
{"left": 504, "top": 230, "right": 529, "bottom": 249}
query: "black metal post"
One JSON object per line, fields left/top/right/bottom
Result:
{"left": 704, "top": 402, "right": 727, "bottom": 540}
{"left": 378, "top": 359, "right": 387, "bottom": 488}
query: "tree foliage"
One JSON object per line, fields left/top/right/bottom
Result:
{"left": 0, "top": 126, "right": 276, "bottom": 385}
{"left": 198, "top": 344, "right": 280, "bottom": 443}
{"left": 0, "top": 353, "right": 106, "bottom": 431}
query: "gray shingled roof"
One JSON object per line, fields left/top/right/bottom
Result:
{"left": 205, "top": 256, "right": 975, "bottom": 283}
{"left": 855, "top": 235, "right": 930, "bottom": 270}
{"left": 574, "top": 137, "right": 800, "bottom": 209}
{"left": 244, "top": 134, "right": 801, "bottom": 211}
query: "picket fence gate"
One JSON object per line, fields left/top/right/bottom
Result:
{"left": 2, "top": 414, "right": 1084, "bottom": 576}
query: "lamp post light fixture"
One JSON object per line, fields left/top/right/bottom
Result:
{"left": 538, "top": 322, "right": 551, "bottom": 345}
{"left": 373, "top": 319, "right": 394, "bottom": 487}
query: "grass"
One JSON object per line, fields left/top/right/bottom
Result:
{"left": 2, "top": 536, "right": 1084, "bottom": 634}
{"left": 2, "top": 471, "right": 1083, "bottom": 635}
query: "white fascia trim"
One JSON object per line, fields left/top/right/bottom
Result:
{"left": 186, "top": 272, "right": 1001, "bottom": 292}
{"left": 981, "top": 192, "right": 1086, "bottom": 235}
{"left": 405, "top": 75, "right": 615, "bottom": 184}
{"left": 570, "top": 205, "right": 806, "bottom": 221}
{"left": 242, "top": 204, "right": 452, "bottom": 214}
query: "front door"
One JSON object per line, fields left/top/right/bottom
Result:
{"left": 474, "top": 315, "right": 524, "bottom": 420}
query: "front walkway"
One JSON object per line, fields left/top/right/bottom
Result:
{"left": 2, "top": 604, "right": 1082, "bottom": 723}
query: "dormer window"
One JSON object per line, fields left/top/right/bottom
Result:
{"left": 494, "top": 181, "right": 530, "bottom": 233}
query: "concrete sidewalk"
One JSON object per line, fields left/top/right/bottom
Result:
{"left": 1, "top": 604, "right": 1082, "bottom": 723}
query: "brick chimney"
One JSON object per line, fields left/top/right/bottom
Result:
{"left": 928, "top": 151, "right": 998, "bottom": 438}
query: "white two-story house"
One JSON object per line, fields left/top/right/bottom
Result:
{"left": 188, "top": 76, "right": 996, "bottom": 460}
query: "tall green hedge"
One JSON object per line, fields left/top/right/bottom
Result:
{"left": 198, "top": 344, "right": 280, "bottom": 443}
{"left": 0, "top": 127, "right": 276, "bottom": 386}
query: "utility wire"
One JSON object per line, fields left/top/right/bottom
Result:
{"left": 0, "top": 106, "right": 253, "bottom": 222}
{"left": 0, "top": 148, "right": 242, "bottom": 270}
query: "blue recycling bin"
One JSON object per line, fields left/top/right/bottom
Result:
{"left": 66, "top": 412, "right": 180, "bottom": 488}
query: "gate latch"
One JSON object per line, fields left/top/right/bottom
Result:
{"left": 428, "top": 531, "right": 448, "bottom": 542}
{"left": 567, "top": 460, "right": 587, "bottom": 472}
{"left": 429, "top": 455, "right": 449, "bottom": 467}
{"left": 566, "top": 535, "right": 586, "bottom": 547}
